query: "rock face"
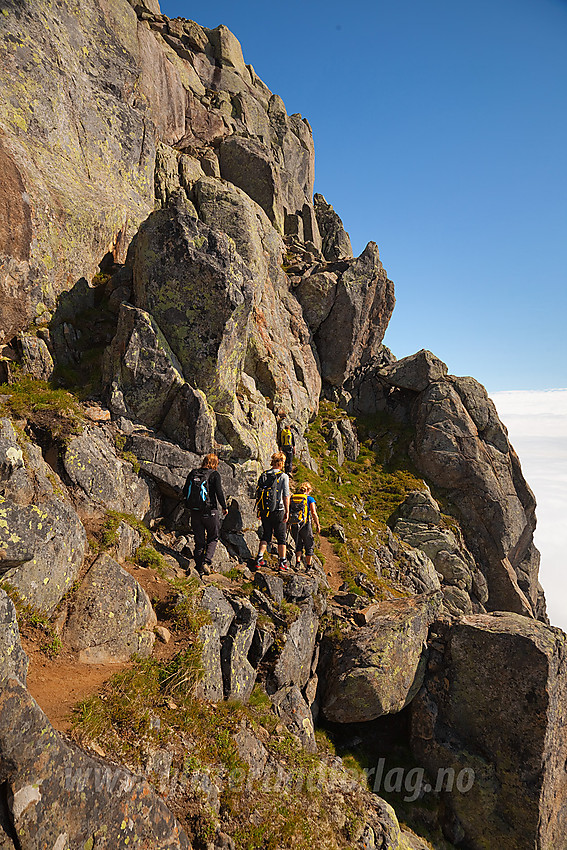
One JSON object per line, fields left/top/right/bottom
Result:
{"left": 393, "top": 489, "right": 489, "bottom": 615}
{"left": 0, "top": 0, "right": 155, "bottom": 340}
{"left": 412, "top": 613, "right": 567, "bottom": 849}
{"left": 321, "top": 593, "right": 442, "bottom": 723}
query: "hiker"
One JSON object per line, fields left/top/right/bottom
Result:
{"left": 289, "top": 482, "right": 321, "bottom": 569}
{"left": 182, "top": 453, "right": 228, "bottom": 575}
{"left": 254, "top": 451, "right": 290, "bottom": 571}
{"left": 278, "top": 420, "right": 295, "bottom": 475}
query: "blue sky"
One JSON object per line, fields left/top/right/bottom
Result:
{"left": 159, "top": 0, "right": 566, "bottom": 392}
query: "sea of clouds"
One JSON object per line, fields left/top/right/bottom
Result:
{"left": 490, "top": 389, "right": 567, "bottom": 632}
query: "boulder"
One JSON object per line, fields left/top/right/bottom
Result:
{"left": 411, "top": 613, "right": 567, "bottom": 849}
{"left": 62, "top": 425, "right": 150, "bottom": 518}
{"left": 338, "top": 418, "right": 360, "bottom": 461}
{"left": 196, "top": 622, "right": 224, "bottom": 702}
{"left": 321, "top": 593, "right": 442, "bottom": 723}
{"left": 218, "top": 136, "right": 282, "bottom": 230}
{"left": 126, "top": 432, "right": 200, "bottom": 498}
{"left": 271, "top": 601, "right": 319, "bottom": 692}
{"left": 253, "top": 571, "right": 284, "bottom": 605}
{"left": 63, "top": 554, "right": 157, "bottom": 663}
{"left": 0, "top": 678, "right": 189, "bottom": 848}
{"left": 200, "top": 585, "right": 235, "bottom": 637}
{"left": 221, "top": 597, "right": 258, "bottom": 701}
{"left": 271, "top": 685, "right": 316, "bottom": 752}
{"left": 0, "top": 588, "right": 28, "bottom": 685}
{"left": 326, "top": 421, "right": 345, "bottom": 466}
{"left": 0, "top": 495, "right": 86, "bottom": 615}
{"left": 103, "top": 304, "right": 215, "bottom": 454}
{"left": 17, "top": 333, "right": 54, "bottom": 380}
{"left": 294, "top": 270, "right": 338, "bottom": 333}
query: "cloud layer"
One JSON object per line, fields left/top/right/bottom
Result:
{"left": 490, "top": 389, "right": 567, "bottom": 631}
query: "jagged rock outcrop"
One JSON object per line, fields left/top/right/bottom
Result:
{"left": 294, "top": 241, "right": 396, "bottom": 388}
{"left": 313, "top": 193, "right": 353, "bottom": 261}
{"left": 412, "top": 613, "right": 567, "bottom": 849}
{"left": 348, "top": 350, "right": 545, "bottom": 621}
{"left": 321, "top": 593, "right": 442, "bottom": 723}
{"left": 126, "top": 183, "right": 320, "bottom": 461}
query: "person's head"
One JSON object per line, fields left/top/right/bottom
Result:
{"left": 202, "top": 453, "right": 219, "bottom": 470}
{"left": 271, "top": 451, "right": 285, "bottom": 469}
{"left": 297, "top": 482, "right": 313, "bottom": 494}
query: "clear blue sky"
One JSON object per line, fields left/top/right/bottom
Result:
{"left": 159, "top": 0, "right": 567, "bottom": 392}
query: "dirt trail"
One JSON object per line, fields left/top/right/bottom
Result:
{"left": 25, "top": 645, "right": 129, "bottom": 734}
{"left": 317, "top": 535, "right": 344, "bottom": 592}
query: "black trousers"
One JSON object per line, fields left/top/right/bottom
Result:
{"left": 291, "top": 522, "right": 315, "bottom": 556}
{"left": 283, "top": 448, "right": 293, "bottom": 474}
{"left": 259, "top": 509, "right": 287, "bottom": 546}
{"left": 190, "top": 509, "right": 220, "bottom": 566}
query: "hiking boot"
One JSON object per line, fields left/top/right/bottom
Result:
{"left": 252, "top": 556, "right": 266, "bottom": 570}
{"left": 278, "top": 559, "right": 289, "bottom": 572}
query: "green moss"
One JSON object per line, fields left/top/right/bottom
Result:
{"left": 0, "top": 376, "right": 85, "bottom": 440}
{"left": 134, "top": 545, "right": 169, "bottom": 574}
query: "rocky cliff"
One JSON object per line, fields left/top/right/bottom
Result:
{"left": 0, "top": 1, "right": 563, "bottom": 849}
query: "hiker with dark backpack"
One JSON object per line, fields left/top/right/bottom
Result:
{"left": 278, "top": 421, "right": 295, "bottom": 475}
{"left": 182, "top": 453, "right": 228, "bottom": 575}
{"left": 289, "top": 482, "right": 321, "bottom": 569}
{"left": 253, "top": 451, "right": 290, "bottom": 571}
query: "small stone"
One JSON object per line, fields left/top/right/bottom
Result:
{"left": 155, "top": 626, "right": 171, "bottom": 643}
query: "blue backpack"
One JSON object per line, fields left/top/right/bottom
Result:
{"left": 185, "top": 468, "right": 213, "bottom": 511}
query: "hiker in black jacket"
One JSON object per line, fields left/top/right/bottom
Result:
{"left": 183, "top": 453, "right": 228, "bottom": 575}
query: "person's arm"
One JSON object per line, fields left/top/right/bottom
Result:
{"left": 310, "top": 500, "right": 321, "bottom": 533}
{"left": 282, "top": 473, "right": 290, "bottom": 522}
{"left": 182, "top": 471, "right": 192, "bottom": 501}
{"left": 213, "top": 471, "right": 228, "bottom": 515}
